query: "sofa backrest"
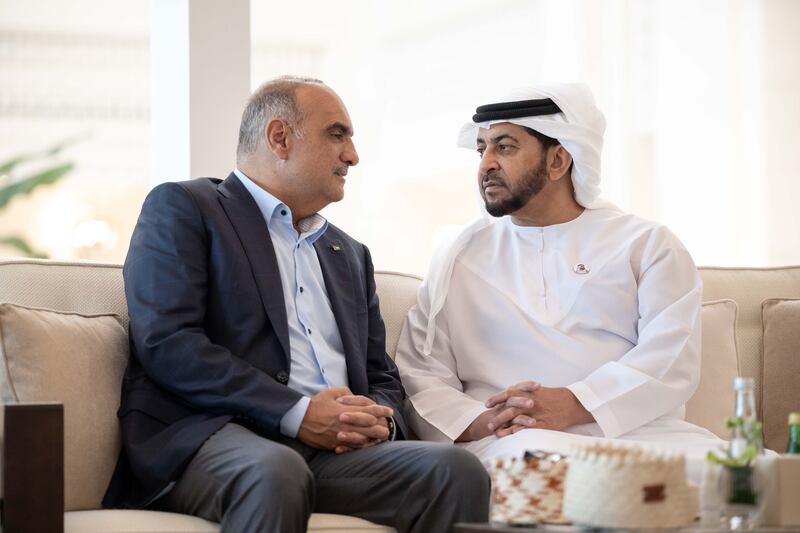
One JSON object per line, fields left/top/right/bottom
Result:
{"left": 0, "top": 260, "right": 129, "bottom": 509}
{"left": 699, "top": 266, "right": 800, "bottom": 451}
{"left": 0, "top": 260, "right": 129, "bottom": 328}
{"left": 0, "top": 259, "right": 416, "bottom": 362}
{"left": 374, "top": 270, "right": 423, "bottom": 359}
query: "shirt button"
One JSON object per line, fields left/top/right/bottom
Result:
{"left": 307, "top": 328, "right": 312, "bottom": 335}
{"left": 281, "top": 209, "right": 287, "bottom": 216}
{"left": 299, "top": 286, "right": 304, "bottom": 293}
{"left": 276, "top": 371, "right": 289, "bottom": 384}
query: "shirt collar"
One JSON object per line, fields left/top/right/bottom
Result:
{"left": 233, "top": 168, "right": 328, "bottom": 243}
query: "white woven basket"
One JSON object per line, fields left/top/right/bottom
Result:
{"left": 562, "top": 444, "right": 698, "bottom": 529}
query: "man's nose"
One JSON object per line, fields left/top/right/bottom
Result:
{"left": 478, "top": 150, "right": 497, "bottom": 175}
{"left": 342, "top": 140, "right": 359, "bottom": 167}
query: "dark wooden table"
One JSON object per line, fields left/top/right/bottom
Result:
{"left": 1, "top": 403, "right": 64, "bottom": 533}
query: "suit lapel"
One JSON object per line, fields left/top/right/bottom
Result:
{"left": 217, "top": 173, "right": 290, "bottom": 364}
{"left": 314, "top": 233, "right": 361, "bottom": 382}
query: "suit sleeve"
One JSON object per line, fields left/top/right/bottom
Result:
{"left": 566, "top": 227, "right": 703, "bottom": 438}
{"left": 361, "top": 244, "right": 409, "bottom": 440}
{"left": 123, "top": 182, "right": 303, "bottom": 438}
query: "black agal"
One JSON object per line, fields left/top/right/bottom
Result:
{"left": 472, "top": 98, "right": 561, "bottom": 123}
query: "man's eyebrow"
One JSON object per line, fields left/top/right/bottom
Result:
{"left": 489, "top": 133, "right": 519, "bottom": 144}
{"left": 326, "top": 122, "right": 353, "bottom": 136}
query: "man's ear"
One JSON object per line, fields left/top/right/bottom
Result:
{"left": 265, "top": 119, "right": 291, "bottom": 160}
{"left": 548, "top": 145, "right": 573, "bottom": 182}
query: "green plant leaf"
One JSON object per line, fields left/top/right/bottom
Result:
{"left": 706, "top": 449, "right": 747, "bottom": 467}
{"left": 0, "top": 136, "right": 84, "bottom": 175}
{"left": 0, "top": 236, "right": 47, "bottom": 258}
{"left": 726, "top": 417, "right": 743, "bottom": 430}
{"left": 0, "top": 163, "right": 74, "bottom": 210}
{"left": 0, "top": 155, "right": 27, "bottom": 176}
{"left": 706, "top": 450, "right": 724, "bottom": 465}
{"left": 740, "top": 446, "right": 758, "bottom": 465}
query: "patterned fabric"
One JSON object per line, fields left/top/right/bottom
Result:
{"left": 487, "top": 451, "right": 569, "bottom": 525}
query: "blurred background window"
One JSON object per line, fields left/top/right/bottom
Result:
{"left": 0, "top": 0, "right": 150, "bottom": 260}
{"left": 2, "top": 0, "right": 798, "bottom": 275}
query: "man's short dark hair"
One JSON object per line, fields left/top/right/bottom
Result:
{"left": 523, "top": 126, "right": 560, "bottom": 149}
{"left": 523, "top": 126, "right": 573, "bottom": 175}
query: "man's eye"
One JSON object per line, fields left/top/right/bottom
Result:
{"left": 331, "top": 133, "right": 344, "bottom": 140}
{"left": 498, "top": 144, "right": 511, "bottom": 152}
{"left": 477, "top": 148, "right": 485, "bottom": 156}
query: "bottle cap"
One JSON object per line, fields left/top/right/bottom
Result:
{"left": 734, "top": 377, "right": 754, "bottom": 390}
{"left": 789, "top": 412, "right": 800, "bottom": 425}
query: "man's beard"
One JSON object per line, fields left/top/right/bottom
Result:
{"left": 482, "top": 156, "right": 547, "bottom": 217}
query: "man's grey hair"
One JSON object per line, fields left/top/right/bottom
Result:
{"left": 236, "top": 75, "right": 324, "bottom": 160}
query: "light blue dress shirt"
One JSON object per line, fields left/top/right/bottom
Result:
{"left": 234, "top": 169, "right": 349, "bottom": 438}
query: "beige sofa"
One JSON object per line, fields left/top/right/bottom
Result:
{"left": 1, "top": 259, "right": 799, "bottom": 533}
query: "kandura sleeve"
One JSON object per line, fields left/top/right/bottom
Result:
{"left": 567, "top": 227, "right": 702, "bottom": 438}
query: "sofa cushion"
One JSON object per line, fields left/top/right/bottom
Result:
{"left": 761, "top": 298, "right": 800, "bottom": 452}
{"left": 0, "top": 303, "right": 128, "bottom": 511}
{"left": 374, "top": 272, "right": 422, "bottom": 360}
{"left": 65, "top": 510, "right": 219, "bottom": 533}
{"left": 64, "top": 510, "right": 395, "bottom": 532}
{"left": 685, "top": 299, "right": 739, "bottom": 438}
{"left": 700, "top": 266, "right": 800, "bottom": 442}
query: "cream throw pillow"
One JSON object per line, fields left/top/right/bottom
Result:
{"left": 761, "top": 298, "right": 800, "bottom": 453}
{"left": 0, "top": 303, "right": 128, "bottom": 511}
{"left": 686, "top": 299, "right": 739, "bottom": 438}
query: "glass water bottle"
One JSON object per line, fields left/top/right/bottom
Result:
{"left": 730, "top": 377, "right": 762, "bottom": 457}
{"left": 721, "top": 377, "right": 763, "bottom": 530}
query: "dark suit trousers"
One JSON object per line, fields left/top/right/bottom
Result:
{"left": 154, "top": 423, "right": 490, "bottom": 533}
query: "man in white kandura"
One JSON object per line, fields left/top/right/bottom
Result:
{"left": 394, "top": 83, "right": 724, "bottom": 481}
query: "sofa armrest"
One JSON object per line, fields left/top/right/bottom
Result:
{"left": 1, "top": 402, "right": 64, "bottom": 533}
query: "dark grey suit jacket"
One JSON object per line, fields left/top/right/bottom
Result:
{"left": 102, "top": 173, "right": 407, "bottom": 509}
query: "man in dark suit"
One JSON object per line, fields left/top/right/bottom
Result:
{"left": 102, "top": 76, "right": 490, "bottom": 532}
